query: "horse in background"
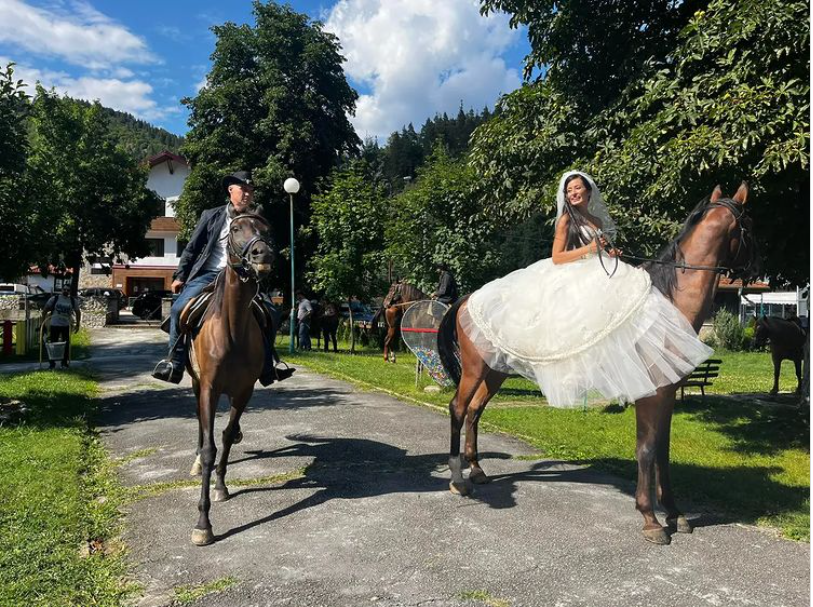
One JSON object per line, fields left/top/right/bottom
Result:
{"left": 313, "top": 300, "right": 339, "bottom": 352}
{"left": 438, "top": 183, "right": 759, "bottom": 545}
{"left": 371, "top": 281, "right": 429, "bottom": 363}
{"left": 753, "top": 315, "right": 806, "bottom": 394}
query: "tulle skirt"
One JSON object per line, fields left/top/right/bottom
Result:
{"left": 459, "top": 255, "right": 713, "bottom": 407}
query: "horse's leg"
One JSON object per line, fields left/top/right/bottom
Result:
{"left": 190, "top": 376, "right": 203, "bottom": 476}
{"left": 635, "top": 393, "right": 670, "bottom": 545}
{"left": 770, "top": 352, "right": 781, "bottom": 394}
{"left": 653, "top": 389, "right": 691, "bottom": 534}
{"left": 449, "top": 326, "right": 490, "bottom": 496}
{"left": 794, "top": 355, "right": 802, "bottom": 394}
{"left": 191, "top": 384, "right": 218, "bottom": 546}
{"left": 465, "top": 371, "right": 507, "bottom": 485}
{"left": 214, "top": 390, "right": 252, "bottom": 502}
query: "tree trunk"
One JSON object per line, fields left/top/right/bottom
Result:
{"left": 69, "top": 250, "right": 82, "bottom": 297}
{"left": 348, "top": 298, "right": 355, "bottom": 355}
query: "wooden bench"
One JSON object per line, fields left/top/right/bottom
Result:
{"left": 679, "top": 359, "right": 722, "bottom": 401}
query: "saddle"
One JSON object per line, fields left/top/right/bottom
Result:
{"left": 159, "top": 281, "right": 274, "bottom": 336}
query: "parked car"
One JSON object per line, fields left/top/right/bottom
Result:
{"left": 339, "top": 301, "right": 375, "bottom": 324}
{"left": 79, "top": 287, "right": 127, "bottom": 310}
{"left": 0, "top": 283, "right": 52, "bottom": 308}
{"left": 131, "top": 290, "right": 173, "bottom": 320}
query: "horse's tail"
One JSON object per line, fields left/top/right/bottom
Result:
{"left": 371, "top": 306, "right": 383, "bottom": 333}
{"left": 438, "top": 296, "right": 467, "bottom": 387}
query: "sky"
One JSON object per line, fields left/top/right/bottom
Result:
{"left": 0, "top": 0, "right": 530, "bottom": 142}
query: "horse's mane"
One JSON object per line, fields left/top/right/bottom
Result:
{"left": 383, "top": 281, "right": 429, "bottom": 307}
{"left": 644, "top": 197, "right": 714, "bottom": 300}
{"left": 399, "top": 282, "right": 429, "bottom": 301}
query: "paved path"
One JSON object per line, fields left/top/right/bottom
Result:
{"left": 90, "top": 328, "right": 809, "bottom": 607}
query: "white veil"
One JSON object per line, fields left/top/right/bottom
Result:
{"left": 555, "top": 171, "right": 617, "bottom": 241}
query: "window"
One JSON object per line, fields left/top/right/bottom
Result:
{"left": 146, "top": 238, "right": 165, "bottom": 257}
{"left": 177, "top": 239, "right": 188, "bottom": 258}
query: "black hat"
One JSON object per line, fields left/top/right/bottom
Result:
{"left": 222, "top": 170, "right": 254, "bottom": 193}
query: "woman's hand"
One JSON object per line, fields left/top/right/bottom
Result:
{"left": 607, "top": 248, "right": 623, "bottom": 258}
{"left": 592, "top": 236, "right": 608, "bottom": 253}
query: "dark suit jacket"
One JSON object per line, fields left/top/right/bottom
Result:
{"left": 173, "top": 205, "right": 230, "bottom": 284}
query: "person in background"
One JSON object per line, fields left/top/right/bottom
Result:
{"left": 296, "top": 291, "right": 313, "bottom": 351}
{"left": 42, "top": 285, "right": 81, "bottom": 369}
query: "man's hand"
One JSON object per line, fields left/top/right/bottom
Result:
{"left": 171, "top": 280, "right": 185, "bottom": 294}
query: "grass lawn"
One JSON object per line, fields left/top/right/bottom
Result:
{"left": 0, "top": 369, "right": 132, "bottom": 606}
{"left": 279, "top": 337, "right": 810, "bottom": 541}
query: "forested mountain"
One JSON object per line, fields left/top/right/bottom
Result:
{"left": 75, "top": 100, "right": 185, "bottom": 161}
{"left": 365, "top": 104, "right": 492, "bottom": 193}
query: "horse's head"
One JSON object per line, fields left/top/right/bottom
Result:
{"left": 753, "top": 315, "right": 771, "bottom": 349}
{"left": 227, "top": 213, "right": 274, "bottom": 281}
{"left": 705, "top": 182, "right": 761, "bottom": 282}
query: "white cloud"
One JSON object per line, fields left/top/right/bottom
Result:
{"left": 325, "top": 0, "right": 521, "bottom": 141}
{"left": 4, "top": 58, "right": 181, "bottom": 122}
{"left": 0, "top": 0, "right": 156, "bottom": 68}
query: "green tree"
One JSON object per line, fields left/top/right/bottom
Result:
{"left": 589, "top": 0, "right": 809, "bottom": 284}
{"left": 386, "top": 146, "right": 503, "bottom": 293}
{"left": 27, "top": 87, "right": 161, "bottom": 294}
{"left": 0, "top": 64, "right": 32, "bottom": 281}
{"left": 471, "top": 0, "right": 809, "bottom": 285}
{"left": 307, "top": 162, "right": 387, "bottom": 353}
{"left": 177, "top": 1, "right": 360, "bottom": 289}
{"left": 480, "top": 0, "right": 709, "bottom": 112}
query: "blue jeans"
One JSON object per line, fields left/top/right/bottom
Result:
{"left": 168, "top": 270, "right": 220, "bottom": 363}
{"left": 298, "top": 320, "right": 311, "bottom": 350}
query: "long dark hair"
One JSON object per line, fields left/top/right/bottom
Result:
{"left": 561, "top": 174, "right": 593, "bottom": 250}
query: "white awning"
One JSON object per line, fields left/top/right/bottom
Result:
{"left": 741, "top": 292, "right": 798, "bottom": 306}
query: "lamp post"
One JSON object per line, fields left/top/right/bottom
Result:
{"left": 283, "top": 177, "right": 300, "bottom": 353}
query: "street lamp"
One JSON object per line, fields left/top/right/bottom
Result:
{"left": 284, "top": 177, "right": 300, "bottom": 353}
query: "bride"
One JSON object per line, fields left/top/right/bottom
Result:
{"left": 459, "top": 171, "right": 712, "bottom": 407}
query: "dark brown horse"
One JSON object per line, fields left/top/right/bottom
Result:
{"left": 438, "top": 183, "right": 759, "bottom": 545}
{"left": 372, "top": 281, "right": 429, "bottom": 362}
{"left": 753, "top": 316, "right": 806, "bottom": 394}
{"left": 186, "top": 213, "right": 274, "bottom": 546}
{"left": 314, "top": 300, "right": 340, "bottom": 352}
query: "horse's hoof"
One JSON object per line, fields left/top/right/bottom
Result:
{"left": 233, "top": 430, "right": 243, "bottom": 445}
{"left": 643, "top": 526, "right": 671, "bottom": 545}
{"left": 469, "top": 469, "right": 490, "bottom": 485}
{"left": 666, "top": 515, "right": 693, "bottom": 534}
{"left": 191, "top": 527, "right": 215, "bottom": 546}
{"left": 189, "top": 458, "right": 202, "bottom": 476}
{"left": 449, "top": 481, "right": 470, "bottom": 496}
{"left": 212, "top": 488, "right": 230, "bottom": 502}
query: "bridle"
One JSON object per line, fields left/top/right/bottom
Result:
{"left": 226, "top": 213, "right": 273, "bottom": 282}
{"left": 598, "top": 198, "right": 756, "bottom": 281}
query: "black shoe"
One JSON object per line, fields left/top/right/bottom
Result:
{"left": 152, "top": 360, "right": 184, "bottom": 384}
{"left": 48, "top": 362, "right": 56, "bottom": 370}
{"left": 259, "top": 364, "right": 295, "bottom": 387}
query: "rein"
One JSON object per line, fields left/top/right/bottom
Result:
{"left": 598, "top": 199, "right": 753, "bottom": 279}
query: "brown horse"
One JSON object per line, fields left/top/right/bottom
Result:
{"left": 373, "top": 281, "right": 430, "bottom": 363}
{"left": 437, "top": 183, "right": 759, "bottom": 545}
{"left": 753, "top": 316, "right": 806, "bottom": 394}
{"left": 186, "top": 213, "right": 274, "bottom": 546}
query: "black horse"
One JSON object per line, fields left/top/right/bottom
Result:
{"left": 753, "top": 316, "right": 806, "bottom": 394}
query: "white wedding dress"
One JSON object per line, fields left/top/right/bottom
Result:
{"left": 459, "top": 241, "right": 713, "bottom": 407}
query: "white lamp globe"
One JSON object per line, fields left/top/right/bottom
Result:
{"left": 283, "top": 177, "right": 300, "bottom": 194}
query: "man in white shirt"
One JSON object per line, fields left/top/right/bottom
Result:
{"left": 296, "top": 291, "right": 313, "bottom": 350}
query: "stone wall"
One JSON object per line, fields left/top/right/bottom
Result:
{"left": 80, "top": 296, "right": 118, "bottom": 327}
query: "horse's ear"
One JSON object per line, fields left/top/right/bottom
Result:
{"left": 732, "top": 181, "right": 749, "bottom": 205}
{"left": 710, "top": 185, "right": 723, "bottom": 203}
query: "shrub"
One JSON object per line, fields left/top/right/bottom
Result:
{"left": 713, "top": 308, "right": 747, "bottom": 351}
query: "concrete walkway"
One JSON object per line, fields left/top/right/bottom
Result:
{"left": 89, "top": 327, "right": 808, "bottom": 607}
